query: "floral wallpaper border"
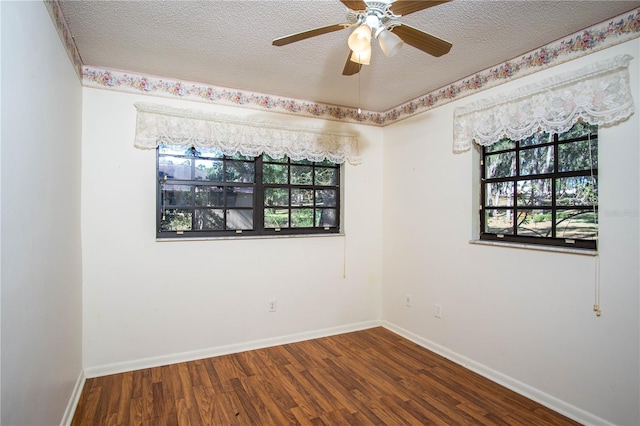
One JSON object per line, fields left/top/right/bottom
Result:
{"left": 44, "top": 0, "right": 82, "bottom": 80}
{"left": 383, "top": 7, "right": 640, "bottom": 124}
{"left": 49, "top": 1, "right": 639, "bottom": 126}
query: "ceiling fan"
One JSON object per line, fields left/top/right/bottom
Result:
{"left": 272, "top": 0, "right": 453, "bottom": 76}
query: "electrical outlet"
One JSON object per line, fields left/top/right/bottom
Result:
{"left": 434, "top": 304, "right": 442, "bottom": 318}
{"left": 269, "top": 299, "right": 277, "bottom": 312}
{"left": 405, "top": 294, "right": 412, "bottom": 307}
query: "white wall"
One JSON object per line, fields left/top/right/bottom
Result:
{"left": 1, "top": 2, "right": 84, "bottom": 425}
{"left": 382, "top": 40, "right": 640, "bottom": 425}
{"left": 81, "top": 89, "right": 384, "bottom": 374}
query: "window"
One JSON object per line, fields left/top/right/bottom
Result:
{"left": 157, "top": 145, "right": 340, "bottom": 238}
{"left": 480, "top": 122, "right": 598, "bottom": 250}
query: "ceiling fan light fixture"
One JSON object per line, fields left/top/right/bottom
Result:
{"left": 347, "top": 24, "right": 372, "bottom": 53}
{"left": 350, "top": 46, "right": 371, "bottom": 65}
{"left": 272, "top": 0, "right": 453, "bottom": 78}
{"left": 377, "top": 28, "right": 403, "bottom": 57}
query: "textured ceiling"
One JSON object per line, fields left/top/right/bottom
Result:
{"left": 59, "top": 0, "right": 640, "bottom": 112}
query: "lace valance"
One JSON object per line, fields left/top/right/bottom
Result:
{"left": 453, "top": 55, "right": 635, "bottom": 153}
{"left": 134, "top": 103, "right": 361, "bottom": 164}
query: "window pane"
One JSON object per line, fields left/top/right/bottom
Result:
{"left": 516, "top": 179, "right": 552, "bottom": 206}
{"left": 225, "top": 160, "right": 255, "bottom": 183}
{"left": 516, "top": 209, "right": 552, "bottom": 237}
{"left": 263, "top": 154, "right": 287, "bottom": 163}
{"left": 197, "top": 147, "right": 224, "bottom": 158}
{"left": 264, "top": 208, "right": 289, "bottom": 228}
{"left": 264, "top": 188, "right": 289, "bottom": 206}
{"left": 194, "top": 209, "right": 224, "bottom": 230}
{"left": 291, "top": 165, "right": 313, "bottom": 185}
{"left": 485, "top": 152, "right": 515, "bottom": 178}
{"left": 194, "top": 159, "right": 224, "bottom": 181}
{"left": 315, "top": 159, "right": 336, "bottom": 166}
{"left": 316, "top": 209, "right": 337, "bottom": 227}
{"left": 316, "top": 189, "right": 337, "bottom": 207}
{"left": 227, "top": 152, "right": 253, "bottom": 161}
{"left": 485, "top": 139, "right": 515, "bottom": 153}
{"left": 226, "top": 187, "right": 253, "bottom": 207}
{"left": 556, "top": 210, "right": 598, "bottom": 240}
{"left": 558, "top": 140, "right": 598, "bottom": 172}
{"left": 185, "top": 147, "right": 201, "bottom": 157}
{"left": 485, "top": 182, "right": 513, "bottom": 207}
{"left": 519, "top": 146, "right": 554, "bottom": 176}
{"left": 315, "top": 168, "right": 338, "bottom": 186}
{"left": 263, "top": 164, "right": 288, "bottom": 184}
{"left": 226, "top": 209, "right": 253, "bottom": 230}
{"left": 291, "top": 158, "right": 313, "bottom": 165}
{"left": 195, "top": 186, "right": 224, "bottom": 207}
{"left": 291, "top": 208, "right": 314, "bottom": 227}
{"left": 162, "top": 184, "right": 191, "bottom": 206}
{"left": 484, "top": 209, "right": 514, "bottom": 235}
{"left": 161, "top": 209, "right": 192, "bottom": 231}
{"left": 556, "top": 176, "right": 598, "bottom": 206}
{"left": 519, "top": 132, "right": 551, "bottom": 147}
{"left": 291, "top": 188, "right": 313, "bottom": 206}
{"left": 558, "top": 122, "right": 597, "bottom": 141}
{"left": 159, "top": 157, "right": 192, "bottom": 180}
{"left": 159, "top": 145, "right": 188, "bottom": 156}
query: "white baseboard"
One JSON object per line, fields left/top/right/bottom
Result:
{"left": 381, "top": 321, "right": 612, "bottom": 426}
{"left": 60, "top": 369, "right": 86, "bottom": 426}
{"left": 84, "top": 319, "right": 381, "bottom": 378}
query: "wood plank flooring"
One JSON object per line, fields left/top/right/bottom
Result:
{"left": 72, "top": 327, "right": 581, "bottom": 425}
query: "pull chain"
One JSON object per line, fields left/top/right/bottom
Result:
{"left": 588, "top": 130, "right": 601, "bottom": 317}
{"left": 358, "top": 59, "right": 362, "bottom": 115}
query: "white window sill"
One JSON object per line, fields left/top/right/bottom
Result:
{"left": 157, "top": 233, "right": 345, "bottom": 242}
{"left": 469, "top": 239, "right": 598, "bottom": 256}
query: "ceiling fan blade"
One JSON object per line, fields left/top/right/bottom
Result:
{"left": 340, "top": 0, "right": 367, "bottom": 10}
{"left": 342, "top": 51, "right": 362, "bottom": 76}
{"left": 272, "top": 23, "right": 347, "bottom": 46}
{"left": 390, "top": 1, "right": 451, "bottom": 16}
{"left": 393, "top": 24, "right": 452, "bottom": 57}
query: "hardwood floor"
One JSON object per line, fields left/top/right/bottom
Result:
{"left": 72, "top": 327, "right": 580, "bottom": 425}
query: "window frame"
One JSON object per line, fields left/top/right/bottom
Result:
{"left": 156, "top": 146, "right": 341, "bottom": 239}
{"left": 479, "top": 124, "right": 598, "bottom": 250}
